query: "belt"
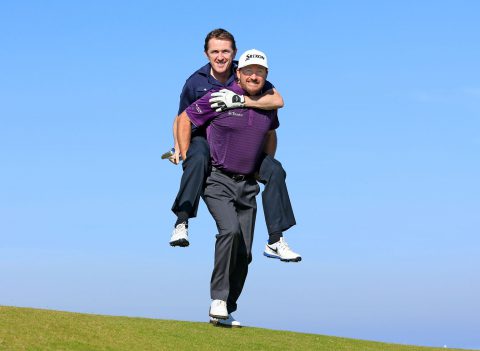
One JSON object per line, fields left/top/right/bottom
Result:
{"left": 211, "top": 166, "right": 252, "bottom": 182}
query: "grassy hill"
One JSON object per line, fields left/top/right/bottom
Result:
{"left": 0, "top": 306, "right": 473, "bottom": 351}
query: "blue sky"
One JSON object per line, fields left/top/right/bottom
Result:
{"left": 1, "top": 1, "right": 479, "bottom": 349}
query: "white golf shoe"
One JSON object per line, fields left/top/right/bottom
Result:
{"left": 209, "top": 300, "right": 228, "bottom": 319}
{"left": 263, "top": 237, "right": 302, "bottom": 262}
{"left": 210, "top": 314, "right": 241, "bottom": 328}
{"left": 169, "top": 222, "right": 189, "bottom": 247}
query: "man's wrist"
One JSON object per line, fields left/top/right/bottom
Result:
{"left": 232, "top": 94, "right": 245, "bottom": 108}
{"left": 242, "top": 95, "right": 250, "bottom": 108}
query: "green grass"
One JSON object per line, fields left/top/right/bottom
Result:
{"left": 0, "top": 306, "right": 474, "bottom": 351}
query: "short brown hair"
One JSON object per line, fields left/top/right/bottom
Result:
{"left": 204, "top": 28, "right": 237, "bottom": 52}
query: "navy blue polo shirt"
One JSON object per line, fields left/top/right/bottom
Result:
{"left": 177, "top": 61, "right": 274, "bottom": 115}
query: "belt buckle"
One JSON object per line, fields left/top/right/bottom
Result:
{"left": 232, "top": 174, "right": 245, "bottom": 181}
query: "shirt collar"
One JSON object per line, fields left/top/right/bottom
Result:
{"left": 201, "top": 61, "right": 239, "bottom": 87}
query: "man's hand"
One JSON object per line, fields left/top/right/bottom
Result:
{"left": 209, "top": 89, "right": 245, "bottom": 112}
{"left": 168, "top": 146, "right": 181, "bottom": 165}
{"left": 162, "top": 147, "right": 182, "bottom": 165}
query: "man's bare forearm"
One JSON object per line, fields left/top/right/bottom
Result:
{"left": 244, "top": 88, "right": 284, "bottom": 110}
{"left": 166, "top": 115, "right": 182, "bottom": 164}
{"left": 177, "top": 112, "right": 192, "bottom": 160}
{"left": 172, "top": 115, "right": 179, "bottom": 146}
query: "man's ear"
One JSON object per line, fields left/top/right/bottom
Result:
{"left": 236, "top": 69, "right": 241, "bottom": 81}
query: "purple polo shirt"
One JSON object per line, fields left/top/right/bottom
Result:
{"left": 185, "top": 83, "right": 279, "bottom": 175}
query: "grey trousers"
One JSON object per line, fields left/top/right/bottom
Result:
{"left": 203, "top": 170, "right": 260, "bottom": 314}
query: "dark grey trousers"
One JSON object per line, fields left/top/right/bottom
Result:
{"left": 203, "top": 170, "right": 260, "bottom": 314}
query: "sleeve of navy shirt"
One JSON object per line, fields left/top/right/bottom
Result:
{"left": 263, "top": 80, "right": 274, "bottom": 92}
{"left": 185, "top": 91, "right": 221, "bottom": 128}
{"left": 263, "top": 80, "right": 279, "bottom": 129}
{"left": 270, "top": 110, "right": 280, "bottom": 130}
{"left": 177, "top": 80, "right": 196, "bottom": 116}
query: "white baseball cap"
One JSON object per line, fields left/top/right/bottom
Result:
{"left": 238, "top": 49, "right": 268, "bottom": 69}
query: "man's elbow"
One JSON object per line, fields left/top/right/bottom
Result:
{"left": 277, "top": 96, "right": 285, "bottom": 109}
{"left": 178, "top": 112, "right": 191, "bottom": 126}
{"left": 272, "top": 91, "right": 284, "bottom": 109}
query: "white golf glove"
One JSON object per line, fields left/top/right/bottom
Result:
{"left": 209, "top": 89, "right": 245, "bottom": 112}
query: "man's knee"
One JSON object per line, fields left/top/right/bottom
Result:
{"left": 226, "top": 223, "right": 242, "bottom": 238}
{"left": 216, "top": 223, "right": 242, "bottom": 240}
{"left": 191, "top": 137, "right": 210, "bottom": 155}
{"left": 259, "top": 155, "right": 286, "bottom": 182}
{"left": 186, "top": 149, "right": 209, "bottom": 166}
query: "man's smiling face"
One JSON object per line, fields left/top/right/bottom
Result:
{"left": 205, "top": 38, "right": 236, "bottom": 77}
{"left": 236, "top": 64, "right": 267, "bottom": 96}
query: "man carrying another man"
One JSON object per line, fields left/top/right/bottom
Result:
{"left": 177, "top": 49, "right": 296, "bottom": 327}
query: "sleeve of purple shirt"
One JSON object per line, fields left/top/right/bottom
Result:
{"left": 185, "top": 91, "right": 220, "bottom": 128}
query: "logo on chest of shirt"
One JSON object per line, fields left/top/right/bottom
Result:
{"left": 227, "top": 111, "right": 243, "bottom": 117}
{"left": 194, "top": 103, "right": 202, "bottom": 114}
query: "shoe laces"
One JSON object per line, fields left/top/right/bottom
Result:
{"left": 277, "top": 238, "right": 290, "bottom": 252}
{"left": 213, "top": 300, "right": 226, "bottom": 308}
{"left": 176, "top": 221, "right": 188, "bottom": 230}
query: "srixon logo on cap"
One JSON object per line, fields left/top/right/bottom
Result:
{"left": 245, "top": 53, "right": 265, "bottom": 61}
